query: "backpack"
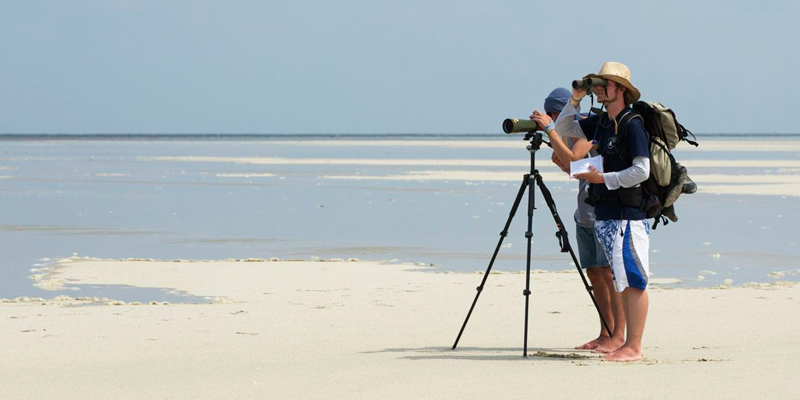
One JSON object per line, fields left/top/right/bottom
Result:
{"left": 619, "top": 101, "right": 699, "bottom": 228}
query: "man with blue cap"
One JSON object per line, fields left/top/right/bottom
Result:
{"left": 530, "top": 88, "right": 625, "bottom": 354}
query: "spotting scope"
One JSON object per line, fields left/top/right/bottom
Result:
{"left": 571, "top": 77, "right": 607, "bottom": 90}
{"left": 502, "top": 118, "right": 541, "bottom": 134}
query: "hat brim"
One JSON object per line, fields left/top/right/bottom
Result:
{"left": 583, "top": 73, "right": 641, "bottom": 104}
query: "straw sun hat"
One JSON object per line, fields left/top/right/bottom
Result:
{"left": 584, "top": 61, "right": 641, "bottom": 104}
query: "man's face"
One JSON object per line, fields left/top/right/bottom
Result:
{"left": 593, "top": 80, "right": 624, "bottom": 104}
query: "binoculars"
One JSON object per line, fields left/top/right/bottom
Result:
{"left": 503, "top": 77, "right": 609, "bottom": 134}
{"left": 572, "top": 77, "right": 607, "bottom": 90}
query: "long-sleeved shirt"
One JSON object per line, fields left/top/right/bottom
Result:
{"left": 555, "top": 102, "right": 649, "bottom": 191}
{"left": 555, "top": 101, "right": 651, "bottom": 220}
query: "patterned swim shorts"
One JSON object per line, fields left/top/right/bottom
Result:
{"left": 594, "top": 219, "right": 650, "bottom": 292}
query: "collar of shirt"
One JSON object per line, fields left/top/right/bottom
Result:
{"left": 600, "top": 107, "right": 633, "bottom": 125}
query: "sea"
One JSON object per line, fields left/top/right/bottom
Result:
{"left": 1, "top": 133, "right": 798, "bottom": 302}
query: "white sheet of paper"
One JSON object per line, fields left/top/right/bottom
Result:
{"left": 570, "top": 155, "right": 603, "bottom": 179}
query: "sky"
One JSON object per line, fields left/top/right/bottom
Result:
{"left": 0, "top": 0, "right": 797, "bottom": 134}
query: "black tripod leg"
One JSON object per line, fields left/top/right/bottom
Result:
{"left": 452, "top": 175, "right": 529, "bottom": 350}
{"left": 532, "top": 172, "right": 613, "bottom": 337}
{"left": 523, "top": 174, "right": 535, "bottom": 357}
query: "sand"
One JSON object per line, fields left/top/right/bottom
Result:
{"left": 142, "top": 155, "right": 800, "bottom": 169}
{"left": 137, "top": 158, "right": 800, "bottom": 197}
{"left": 140, "top": 152, "right": 800, "bottom": 197}
{"left": 321, "top": 170, "right": 800, "bottom": 197}
{"left": 1, "top": 257, "right": 798, "bottom": 399}
{"left": 141, "top": 155, "right": 535, "bottom": 167}
{"left": 227, "top": 139, "right": 800, "bottom": 152}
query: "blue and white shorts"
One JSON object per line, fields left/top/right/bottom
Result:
{"left": 594, "top": 220, "right": 650, "bottom": 292}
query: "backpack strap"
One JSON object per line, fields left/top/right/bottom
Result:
{"left": 615, "top": 110, "right": 643, "bottom": 166}
{"left": 678, "top": 123, "right": 699, "bottom": 147}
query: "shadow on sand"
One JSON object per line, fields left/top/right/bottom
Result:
{"left": 362, "top": 346, "right": 599, "bottom": 362}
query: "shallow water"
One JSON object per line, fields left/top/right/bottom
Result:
{"left": 0, "top": 136, "right": 798, "bottom": 302}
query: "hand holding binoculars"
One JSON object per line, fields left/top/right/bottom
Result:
{"left": 503, "top": 77, "right": 609, "bottom": 134}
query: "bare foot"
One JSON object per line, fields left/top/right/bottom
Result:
{"left": 603, "top": 345, "right": 643, "bottom": 362}
{"left": 592, "top": 337, "right": 625, "bottom": 354}
{"left": 575, "top": 335, "right": 610, "bottom": 350}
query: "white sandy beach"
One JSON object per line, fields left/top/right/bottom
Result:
{"left": 235, "top": 139, "right": 800, "bottom": 152}
{"left": 132, "top": 138, "right": 800, "bottom": 199}
{"left": 142, "top": 153, "right": 800, "bottom": 197}
{"left": 142, "top": 155, "right": 800, "bottom": 169}
{"left": 1, "top": 257, "right": 798, "bottom": 399}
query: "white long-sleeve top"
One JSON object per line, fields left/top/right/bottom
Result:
{"left": 604, "top": 156, "right": 650, "bottom": 190}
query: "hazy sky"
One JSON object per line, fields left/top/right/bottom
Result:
{"left": 0, "top": 1, "right": 797, "bottom": 134}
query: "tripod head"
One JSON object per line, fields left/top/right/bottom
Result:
{"left": 524, "top": 131, "right": 544, "bottom": 154}
{"left": 524, "top": 131, "right": 543, "bottom": 147}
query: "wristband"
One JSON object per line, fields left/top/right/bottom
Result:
{"left": 544, "top": 122, "right": 555, "bottom": 135}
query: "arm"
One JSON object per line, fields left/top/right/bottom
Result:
{"left": 552, "top": 152, "right": 570, "bottom": 174}
{"left": 531, "top": 111, "right": 592, "bottom": 162}
{"left": 553, "top": 87, "right": 588, "bottom": 139}
{"left": 553, "top": 102, "right": 585, "bottom": 139}
{"left": 603, "top": 116, "right": 651, "bottom": 189}
{"left": 549, "top": 132, "right": 593, "bottom": 162}
{"left": 602, "top": 156, "right": 650, "bottom": 190}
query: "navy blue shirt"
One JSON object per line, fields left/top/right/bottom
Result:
{"left": 578, "top": 108, "right": 650, "bottom": 220}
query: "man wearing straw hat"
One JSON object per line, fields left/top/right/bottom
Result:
{"left": 548, "top": 62, "right": 651, "bottom": 362}
{"left": 530, "top": 89, "right": 624, "bottom": 354}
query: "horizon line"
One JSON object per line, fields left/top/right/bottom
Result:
{"left": 1, "top": 132, "right": 798, "bottom": 137}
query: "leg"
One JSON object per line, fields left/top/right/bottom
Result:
{"left": 604, "top": 287, "right": 648, "bottom": 361}
{"left": 594, "top": 219, "right": 649, "bottom": 360}
{"left": 575, "top": 267, "right": 613, "bottom": 349}
{"left": 573, "top": 224, "right": 614, "bottom": 349}
{"left": 592, "top": 266, "right": 626, "bottom": 353}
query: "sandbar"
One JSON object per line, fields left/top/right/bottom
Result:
{"left": 1, "top": 257, "right": 797, "bottom": 399}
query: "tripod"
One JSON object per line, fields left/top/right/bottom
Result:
{"left": 452, "top": 131, "right": 612, "bottom": 357}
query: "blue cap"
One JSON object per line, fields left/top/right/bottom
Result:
{"left": 544, "top": 87, "right": 571, "bottom": 114}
